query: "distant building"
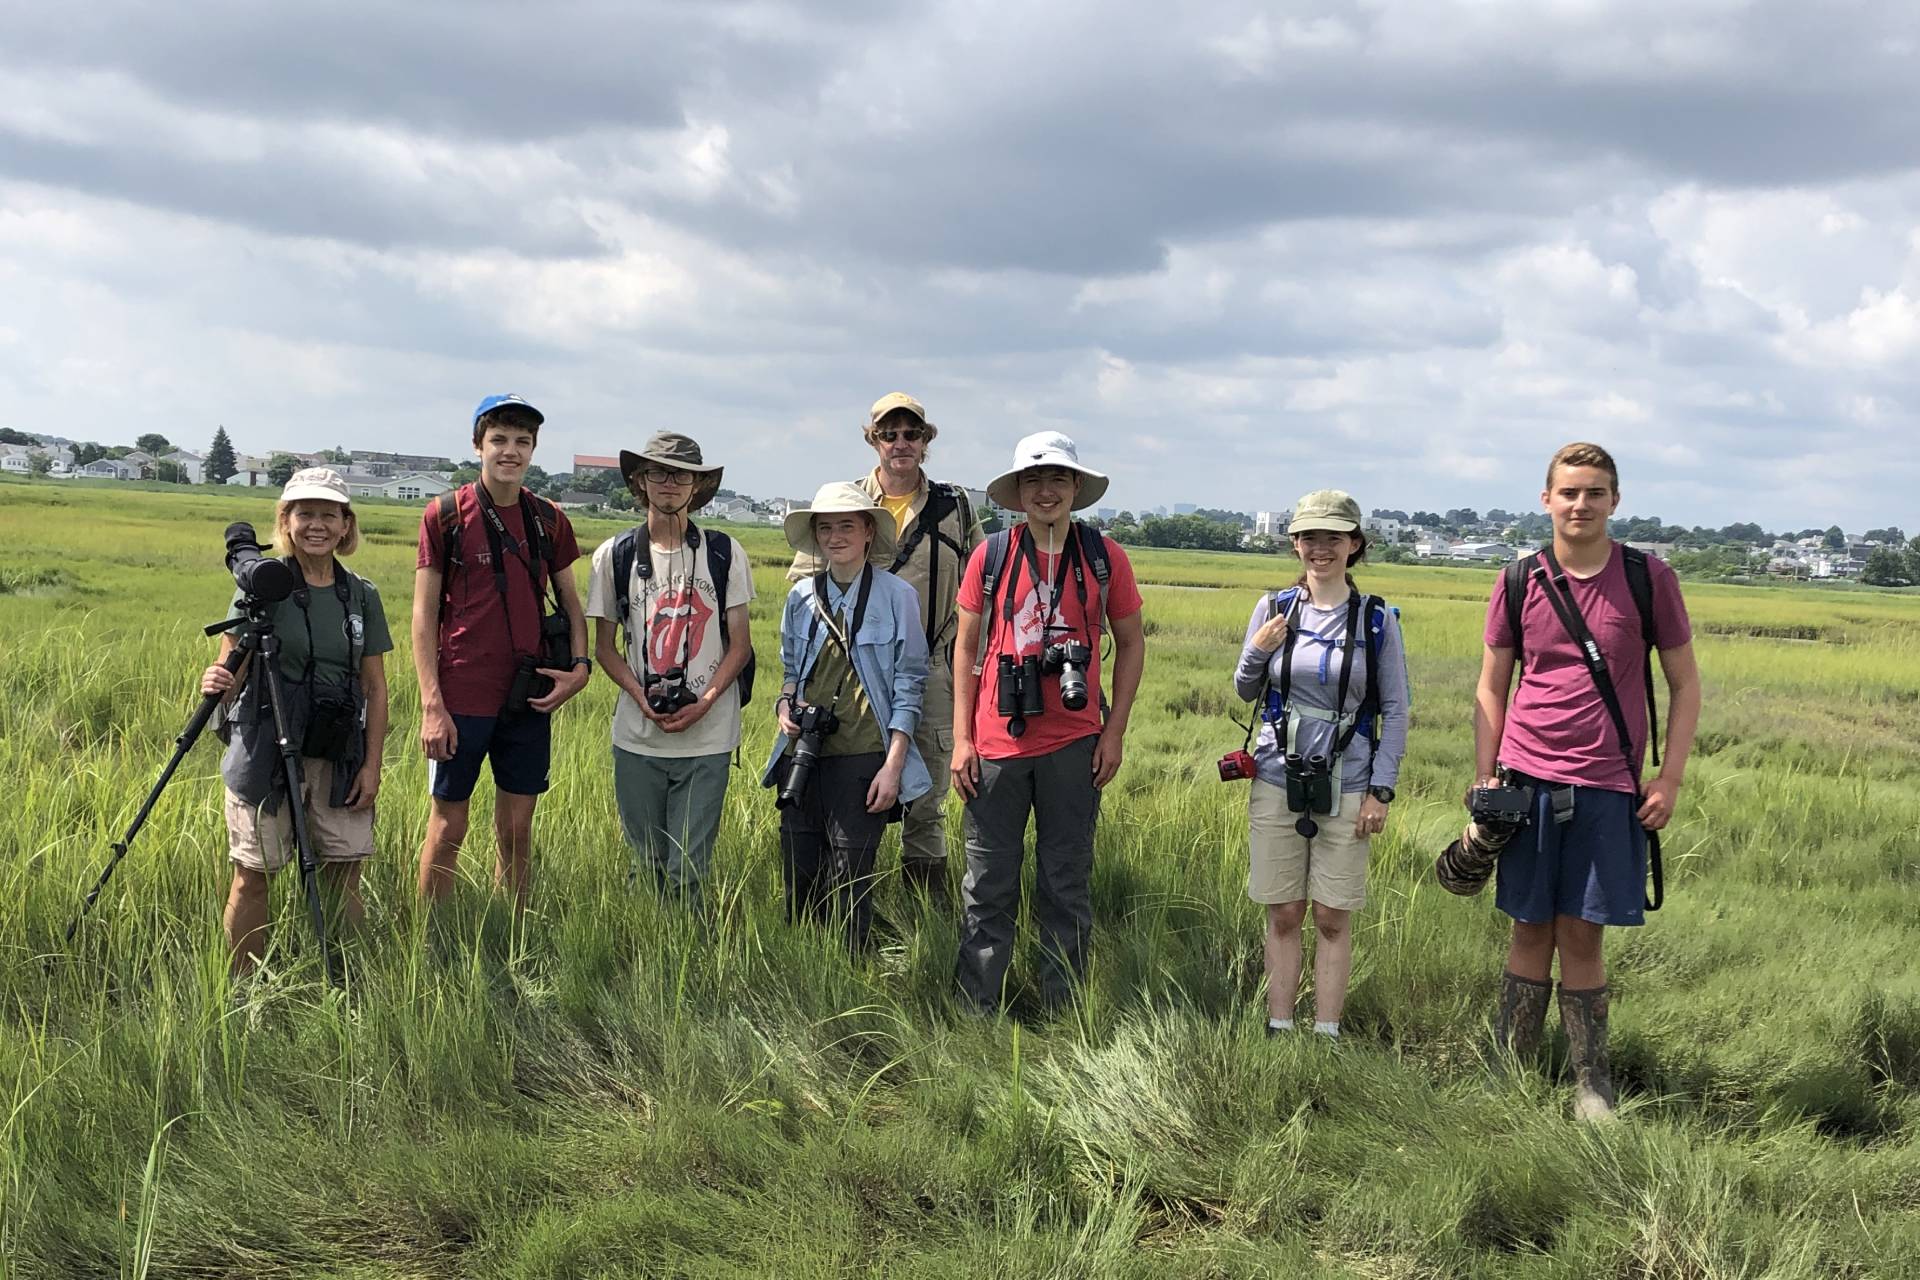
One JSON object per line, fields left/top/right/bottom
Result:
{"left": 382, "top": 473, "right": 453, "bottom": 502}
{"left": 1096, "top": 507, "right": 1116, "bottom": 521}
{"left": 1172, "top": 502, "right": 1197, "bottom": 515}
{"left": 1362, "top": 516, "right": 1403, "bottom": 541}
{"left": 352, "top": 449, "right": 456, "bottom": 474}
{"left": 573, "top": 454, "right": 623, "bottom": 480}
{"left": 1623, "top": 541, "right": 1675, "bottom": 560}
{"left": 1254, "top": 510, "right": 1289, "bottom": 538}
{"left": 1451, "top": 541, "right": 1514, "bottom": 562}
{"left": 161, "top": 450, "right": 206, "bottom": 484}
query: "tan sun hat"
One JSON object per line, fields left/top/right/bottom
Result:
{"left": 1287, "top": 489, "right": 1364, "bottom": 534}
{"left": 985, "top": 431, "right": 1108, "bottom": 512}
{"left": 865, "top": 391, "right": 938, "bottom": 441}
{"left": 783, "top": 481, "right": 899, "bottom": 565}
{"left": 619, "top": 431, "right": 723, "bottom": 510}
{"left": 280, "top": 467, "right": 352, "bottom": 506}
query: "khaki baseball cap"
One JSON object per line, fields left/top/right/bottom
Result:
{"left": 1287, "top": 489, "right": 1363, "bottom": 534}
{"left": 280, "top": 467, "right": 352, "bottom": 506}
{"left": 866, "top": 392, "right": 938, "bottom": 440}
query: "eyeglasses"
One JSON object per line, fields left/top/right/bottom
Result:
{"left": 641, "top": 468, "right": 695, "bottom": 485}
{"left": 874, "top": 426, "right": 928, "bottom": 444}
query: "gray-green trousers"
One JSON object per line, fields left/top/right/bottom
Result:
{"left": 900, "top": 657, "right": 954, "bottom": 870}
{"left": 612, "top": 746, "right": 731, "bottom": 908}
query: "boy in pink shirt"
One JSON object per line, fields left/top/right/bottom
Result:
{"left": 1474, "top": 442, "right": 1702, "bottom": 1119}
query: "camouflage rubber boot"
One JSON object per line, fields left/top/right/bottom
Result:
{"left": 1558, "top": 984, "right": 1617, "bottom": 1121}
{"left": 1494, "top": 970, "right": 1553, "bottom": 1062}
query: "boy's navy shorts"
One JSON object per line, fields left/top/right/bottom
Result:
{"left": 1495, "top": 778, "right": 1648, "bottom": 927}
{"left": 430, "top": 711, "right": 552, "bottom": 801}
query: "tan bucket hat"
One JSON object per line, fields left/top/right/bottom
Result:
{"left": 1287, "top": 489, "right": 1364, "bottom": 534}
{"left": 866, "top": 391, "right": 937, "bottom": 441}
{"left": 620, "top": 432, "right": 723, "bottom": 509}
{"left": 783, "top": 481, "right": 899, "bottom": 565}
{"left": 985, "top": 431, "right": 1108, "bottom": 512}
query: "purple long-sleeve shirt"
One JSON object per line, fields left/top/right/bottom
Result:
{"left": 1232, "top": 589, "right": 1410, "bottom": 792}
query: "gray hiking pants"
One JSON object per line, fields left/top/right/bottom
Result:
{"left": 612, "top": 746, "right": 731, "bottom": 908}
{"left": 955, "top": 734, "right": 1101, "bottom": 1011}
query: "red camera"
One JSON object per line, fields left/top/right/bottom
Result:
{"left": 1217, "top": 750, "right": 1257, "bottom": 782}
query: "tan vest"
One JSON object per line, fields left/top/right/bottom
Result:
{"left": 788, "top": 470, "right": 981, "bottom": 669}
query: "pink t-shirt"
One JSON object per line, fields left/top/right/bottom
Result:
{"left": 957, "top": 528, "right": 1144, "bottom": 760}
{"left": 1485, "top": 543, "right": 1691, "bottom": 793}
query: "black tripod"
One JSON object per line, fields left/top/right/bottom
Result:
{"left": 61, "top": 598, "right": 337, "bottom": 984}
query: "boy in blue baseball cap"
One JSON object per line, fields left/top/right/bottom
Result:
{"left": 411, "top": 394, "right": 590, "bottom": 913}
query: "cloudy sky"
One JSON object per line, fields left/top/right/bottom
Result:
{"left": 4, "top": 0, "right": 1918, "bottom": 528}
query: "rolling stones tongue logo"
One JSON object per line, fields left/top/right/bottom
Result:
{"left": 647, "top": 586, "right": 713, "bottom": 673}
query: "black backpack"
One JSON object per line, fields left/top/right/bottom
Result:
{"left": 610, "top": 521, "right": 755, "bottom": 706}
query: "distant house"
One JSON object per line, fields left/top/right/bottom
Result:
{"left": 573, "top": 454, "right": 623, "bottom": 481}
{"left": 161, "top": 450, "right": 206, "bottom": 483}
{"left": 382, "top": 473, "right": 453, "bottom": 502}
{"left": 0, "top": 450, "right": 30, "bottom": 474}
{"left": 554, "top": 489, "right": 606, "bottom": 509}
{"left": 1362, "top": 516, "right": 1403, "bottom": 541}
{"left": 1623, "top": 541, "right": 1675, "bottom": 560}
{"left": 1450, "top": 541, "right": 1514, "bottom": 563}
{"left": 226, "top": 456, "right": 277, "bottom": 487}
{"left": 707, "top": 497, "right": 755, "bottom": 522}
{"left": 1255, "top": 511, "right": 1289, "bottom": 538}
{"left": 80, "top": 460, "right": 123, "bottom": 479}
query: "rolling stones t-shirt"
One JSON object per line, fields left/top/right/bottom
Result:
{"left": 585, "top": 530, "right": 755, "bottom": 758}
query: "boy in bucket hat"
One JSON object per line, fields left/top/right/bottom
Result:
{"left": 584, "top": 432, "right": 755, "bottom": 910}
{"left": 949, "top": 432, "right": 1146, "bottom": 1014}
{"left": 412, "top": 395, "right": 589, "bottom": 913}
{"left": 788, "top": 393, "right": 981, "bottom": 907}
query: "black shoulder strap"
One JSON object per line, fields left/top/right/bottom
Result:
{"left": 1504, "top": 553, "right": 1535, "bottom": 667}
{"left": 1622, "top": 546, "right": 1660, "bottom": 768}
{"left": 972, "top": 528, "right": 1015, "bottom": 675}
{"left": 703, "top": 526, "right": 754, "bottom": 707}
{"left": 1075, "top": 522, "right": 1111, "bottom": 625}
{"left": 611, "top": 527, "right": 641, "bottom": 625}
{"left": 890, "top": 483, "right": 959, "bottom": 572}
{"left": 1274, "top": 588, "right": 1303, "bottom": 714}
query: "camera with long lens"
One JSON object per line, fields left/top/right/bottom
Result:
{"left": 644, "top": 666, "right": 699, "bottom": 715}
{"left": 776, "top": 704, "right": 841, "bottom": 809}
{"left": 1434, "top": 783, "right": 1534, "bottom": 896}
{"left": 224, "top": 522, "right": 295, "bottom": 604}
{"left": 1042, "top": 639, "right": 1093, "bottom": 712}
{"left": 996, "top": 653, "right": 1046, "bottom": 738}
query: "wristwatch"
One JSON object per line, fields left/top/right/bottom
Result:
{"left": 570, "top": 656, "right": 594, "bottom": 672}
{"left": 1367, "top": 785, "right": 1395, "bottom": 804}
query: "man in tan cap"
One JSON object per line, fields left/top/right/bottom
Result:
{"left": 789, "top": 392, "right": 981, "bottom": 904}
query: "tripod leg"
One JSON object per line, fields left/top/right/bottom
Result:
{"left": 59, "top": 643, "right": 247, "bottom": 954}
{"left": 255, "top": 643, "right": 337, "bottom": 985}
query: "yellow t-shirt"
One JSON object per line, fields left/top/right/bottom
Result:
{"left": 879, "top": 491, "right": 916, "bottom": 536}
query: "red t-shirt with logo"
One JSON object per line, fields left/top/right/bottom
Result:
{"left": 956, "top": 527, "right": 1143, "bottom": 760}
{"left": 1485, "top": 543, "right": 1691, "bottom": 793}
{"left": 416, "top": 484, "right": 580, "bottom": 717}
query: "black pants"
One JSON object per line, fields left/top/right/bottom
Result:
{"left": 778, "top": 751, "right": 889, "bottom": 952}
{"left": 955, "top": 735, "right": 1101, "bottom": 1012}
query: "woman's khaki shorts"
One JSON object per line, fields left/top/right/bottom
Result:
{"left": 1248, "top": 778, "right": 1370, "bottom": 910}
{"left": 224, "top": 759, "right": 374, "bottom": 873}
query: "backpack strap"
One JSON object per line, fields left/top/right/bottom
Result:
{"left": 891, "top": 482, "right": 962, "bottom": 652}
{"left": 970, "top": 527, "right": 1015, "bottom": 676}
{"left": 703, "top": 525, "right": 754, "bottom": 707}
{"left": 1075, "top": 521, "right": 1111, "bottom": 630}
{"left": 1503, "top": 553, "right": 1536, "bottom": 668}
{"left": 430, "top": 486, "right": 466, "bottom": 623}
{"left": 1621, "top": 545, "right": 1660, "bottom": 768}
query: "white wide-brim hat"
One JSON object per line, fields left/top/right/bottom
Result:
{"left": 985, "top": 431, "right": 1108, "bottom": 512}
{"left": 783, "top": 481, "right": 900, "bottom": 564}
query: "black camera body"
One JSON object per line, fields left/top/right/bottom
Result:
{"left": 776, "top": 704, "right": 841, "bottom": 809}
{"left": 223, "top": 523, "right": 296, "bottom": 604}
{"left": 505, "top": 611, "right": 574, "bottom": 715}
{"left": 1283, "top": 752, "right": 1334, "bottom": 815}
{"left": 1468, "top": 784, "right": 1533, "bottom": 830}
{"left": 645, "top": 666, "right": 700, "bottom": 715}
{"left": 1042, "top": 640, "right": 1093, "bottom": 711}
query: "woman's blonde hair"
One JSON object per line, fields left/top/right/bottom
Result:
{"left": 273, "top": 499, "right": 359, "bottom": 557}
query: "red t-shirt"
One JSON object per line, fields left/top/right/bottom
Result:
{"left": 956, "top": 527, "right": 1143, "bottom": 760}
{"left": 416, "top": 484, "right": 580, "bottom": 717}
{"left": 1485, "top": 543, "right": 1692, "bottom": 793}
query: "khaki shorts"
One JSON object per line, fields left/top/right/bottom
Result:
{"left": 1248, "top": 778, "right": 1370, "bottom": 910}
{"left": 224, "top": 759, "right": 374, "bottom": 873}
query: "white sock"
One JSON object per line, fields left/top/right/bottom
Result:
{"left": 1268, "top": 1017, "right": 1294, "bottom": 1032}
{"left": 1313, "top": 1021, "right": 1340, "bottom": 1038}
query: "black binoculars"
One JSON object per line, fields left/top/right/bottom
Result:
{"left": 644, "top": 666, "right": 699, "bottom": 715}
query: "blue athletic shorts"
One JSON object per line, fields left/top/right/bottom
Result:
{"left": 1494, "top": 779, "right": 1647, "bottom": 927}
{"left": 430, "top": 711, "right": 552, "bottom": 801}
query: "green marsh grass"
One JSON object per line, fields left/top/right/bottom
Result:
{"left": 2, "top": 477, "right": 1917, "bottom": 1277}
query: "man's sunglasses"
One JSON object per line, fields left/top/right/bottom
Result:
{"left": 874, "top": 426, "right": 928, "bottom": 443}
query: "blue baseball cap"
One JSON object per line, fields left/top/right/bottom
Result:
{"left": 472, "top": 394, "right": 544, "bottom": 427}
